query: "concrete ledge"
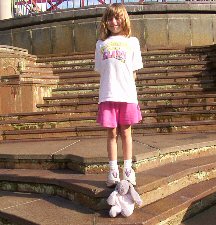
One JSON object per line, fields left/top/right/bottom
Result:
{"left": 1, "top": 3, "right": 216, "bottom": 30}
{"left": 0, "top": 133, "right": 216, "bottom": 173}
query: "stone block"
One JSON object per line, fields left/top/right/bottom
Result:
{"left": 0, "top": 82, "right": 55, "bottom": 114}
{"left": 95, "top": 17, "right": 102, "bottom": 40}
{"left": 130, "top": 15, "right": 146, "bottom": 51}
{"left": 31, "top": 26, "right": 52, "bottom": 55}
{"left": 212, "top": 14, "right": 216, "bottom": 45}
{"left": 0, "top": 31, "right": 12, "bottom": 46}
{"left": 12, "top": 28, "right": 32, "bottom": 53}
{"left": 168, "top": 14, "right": 191, "bottom": 49}
{"left": 74, "top": 18, "right": 97, "bottom": 52}
{"left": 191, "top": 14, "right": 214, "bottom": 47}
{"left": 51, "top": 23, "right": 74, "bottom": 54}
{"left": 144, "top": 14, "right": 168, "bottom": 50}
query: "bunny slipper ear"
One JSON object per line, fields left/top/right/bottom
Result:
{"left": 128, "top": 182, "right": 143, "bottom": 206}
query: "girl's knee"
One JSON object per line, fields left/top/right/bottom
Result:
{"left": 120, "top": 126, "right": 131, "bottom": 139}
{"left": 107, "top": 128, "right": 118, "bottom": 139}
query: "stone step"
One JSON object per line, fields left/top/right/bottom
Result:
{"left": 0, "top": 133, "right": 215, "bottom": 172}
{"left": 43, "top": 92, "right": 216, "bottom": 105}
{"left": 25, "top": 62, "right": 53, "bottom": 68}
{"left": 0, "top": 116, "right": 96, "bottom": 131}
{"left": 0, "top": 104, "right": 215, "bottom": 125}
{"left": 144, "top": 54, "right": 206, "bottom": 62}
{"left": 138, "top": 70, "right": 216, "bottom": 81}
{"left": 36, "top": 51, "right": 94, "bottom": 63}
{"left": 1, "top": 119, "right": 216, "bottom": 141}
{"left": 54, "top": 68, "right": 213, "bottom": 85}
{"left": 40, "top": 92, "right": 216, "bottom": 108}
{"left": 49, "top": 59, "right": 207, "bottom": 71}
{"left": 54, "top": 70, "right": 216, "bottom": 90}
{"left": 57, "top": 76, "right": 100, "bottom": 86}
{"left": 36, "top": 100, "right": 98, "bottom": 111}
{"left": 143, "top": 101, "right": 216, "bottom": 113}
{"left": 55, "top": 70, "right": 98, "bottom": 79}
{"left": 143, "top": 80, "right": 215, "bottom": 90}
{"left": 53, "top": 62, "right": 207, "bottom": 74}
{"left": 1, "top": 154, "right": 216, "bottom": 224}
{"left": 180, "top": 204, "right": 216, "bottom": 225}
{"left": 0, "top": 191, "right": 95, "bottom": 225}
{"left": 51, "top": 62, "right": 94, "bottom": 70}
{"left": 143, "top": 109, "right": 216, "bottom": 123}
{"left": 140, "top": 93, "right": 216, "bottom": 107}
{"left": 135, "top": 120, "right": 216, "bottom": 133}
{"left": 144, "top": 60, "right": 207, "bottom": 69}
{"left": 36, "top": 99, "right": 216, "bottom": 114}
{"left": 21, "top": 68, "right": 54, "bottom": 75}
{"left": 37, "top": 50, "right": 190, "bottom": 64}
{"left": 51, "top": 84, "right": 216, "bottom": 98}
{"left": 0, "top": 110, "right": 97, "bottom": 122}
{"left": 0, "top": 107, "right": 215, "bottom": 133}
{"left": 140, "top": 66, "right": 209, "bottom": 75}
{"left": 54, "top": 69, "right": 214, "bottom": 88}
{"left": 0, "top": 177, "right": 216, "bottom": 225}
{"left": 37, "top": 50, "right": 207, "bottom": 64}
{"left": 50, "top": 83, "right": 216, "bottom": 100}
{"left": 53, "top": 63, "right": 207, "bottom": 75}
{"left": 0, "top": 153, "right": 216, "bottom": 204}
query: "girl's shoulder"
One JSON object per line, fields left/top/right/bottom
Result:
{"left": 128, "top": 36, "right": 140, "bottom": 43}
{"left": 96, "top": 39, "right": 103, "bottom": 45}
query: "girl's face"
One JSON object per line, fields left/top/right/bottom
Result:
{"left": 107, "top": 15, "right": 123, "bottom": 36}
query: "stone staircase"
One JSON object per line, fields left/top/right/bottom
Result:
{"left": 0, "top": 45, "right": 216, "bottom": 224}
{"left": 0, "top": 133, "right": 216, "bottom": 224}
{"left": 0, "top": 46, "right": 216, "bottom": 141}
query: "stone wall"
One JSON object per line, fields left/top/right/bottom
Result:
{"left": 0, "top": 46, "right": 57, "bottom": 114}
{"left": 0, "top": 3, "right": 216, "bottom": 54}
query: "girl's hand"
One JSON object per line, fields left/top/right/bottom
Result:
{"left": 133, "top": 72, "right": 137, "bottom": 80}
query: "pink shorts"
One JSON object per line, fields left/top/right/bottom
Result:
{"left": 97, "top": 101, "right": 142, "bottom": 128}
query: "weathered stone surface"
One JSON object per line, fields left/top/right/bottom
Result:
{"left": 12, "top": 28, "right": 32, "bottom": 53}
{"left": 0, "top": 31, "right": 12, "bottom": 46}
{"left": 74, "top": 18, "right": 97, "bottom": 52}
{"left": 144, "top": 14, "right": 169, "bottom": 50}
{"left": 1, "top": 4, "right": 216, "bottom": 54}
{"left": 168, "top": 14, "right": 191, "bottom": 49}
{"left": 191, "top": 14, "right": 214, "bottom": 46}
{"left": 130, "top": 15, "right": 146, "bottom": 51}
{"left": 32, "top": 27, "right": 52, "bottom": 55}
{"left": 51, "top": 23, "right": 74, "bottom": 54}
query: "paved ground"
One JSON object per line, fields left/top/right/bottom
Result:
{"left": 0, "top": 132, "right": 216, "bottom": 162}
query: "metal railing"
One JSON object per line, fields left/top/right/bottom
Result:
{"left": 12, "top": 0, "right": 216, "bottom": 16}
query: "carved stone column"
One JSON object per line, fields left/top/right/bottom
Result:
{"left": 0, "top": 0, "right": 12, "bottom": 20}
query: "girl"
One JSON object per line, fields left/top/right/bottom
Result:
{"left": 94, "top": 3, "right": 143, "bottom": 187}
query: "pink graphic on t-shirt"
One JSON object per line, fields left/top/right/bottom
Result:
{"left": 103, "top": 50, "right": 126, "bottom": 63}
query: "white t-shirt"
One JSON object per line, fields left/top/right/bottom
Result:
{"left": 94, "top": 35, "right": 143, "bottom": 104}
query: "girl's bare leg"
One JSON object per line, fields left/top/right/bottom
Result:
{"left": 120, "top": 125, "right": 132, "bottom": 160}
{"left": 120, "top": 125, "right": 136, "bottom": 185}
{"left": 107, "top": 127, "right": 118, "bottom": 161}
{"left": 106, "top": 127, "right": 120, "bottom": 187}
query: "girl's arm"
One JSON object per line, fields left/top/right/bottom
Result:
{"left": 133, "top": 72, "right": 137, "bottom": 80}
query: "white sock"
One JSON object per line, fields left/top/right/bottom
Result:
{"left": 124, "top": 159, "right": 132, "bottom": 170}
{"left": 109, "top": 160, "right": 118, "bottom": 171}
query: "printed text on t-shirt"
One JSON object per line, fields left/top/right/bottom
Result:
{"left": 103, "top": 50, "right": 126, "bottom": 63}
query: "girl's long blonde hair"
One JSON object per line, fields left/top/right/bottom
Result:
{"left": 99, "top": 3, "right": 131, "bottom": 41}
